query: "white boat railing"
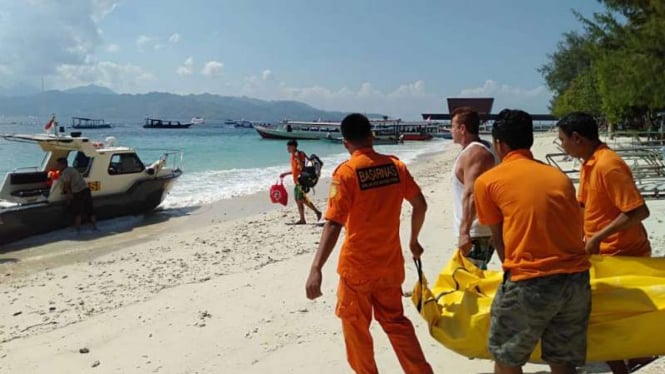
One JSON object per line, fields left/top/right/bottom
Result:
{"left": 137, "top": 148, "right": 184, "bottom": 172}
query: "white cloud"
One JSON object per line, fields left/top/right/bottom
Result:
{"left": 136, "top": 34, "right": 159, "bottom": 52}
{"left": 0, "top": 1, "right": 110, "bottom": 77}
{"left": 457, "top": 79, "right": 553, "bottom": 113}
{"left": 92, "top": 0, "right": 119, "bottom": 22}
{"left": 458, "top": 79, "right": 548, "bottom": 98}
{"left": 262, "top": 69, "right": 274, "bottom": 81}
{"left": 55, "top": 60, "right": 155, "bottom": 92}
{"left": 201, "top": 60, "right": 224, "bottom": 77}
{"left": 176, "top": 57, "right": 194, "bottom": 76}
{"left": 168, "top": 33, "right": 181, "bottom": 44}
{"left": 106, "top": 43, "right": 120, "bottom": 53}
{"left": 237, "top": 76, "right": 440, "bottom": 119}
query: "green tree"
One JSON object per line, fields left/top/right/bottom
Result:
{"left": 541, "top": 0, "right": 665, "bottom": 133}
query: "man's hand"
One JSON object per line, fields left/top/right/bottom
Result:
{"left": 409, "top": 240, "right": 424, "bottom": 259}
{"left": 305, "top": 268, "right": 323, "bottom": 300}
{"left": 458, "top": 233, "right": 473, "bottom": 254}
{"left": 585, "top": 235, "right": 601, "bottom": 255}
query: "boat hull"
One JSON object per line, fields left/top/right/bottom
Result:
{"left": 255, "top": 126, "right": 328, "bottom": 140}
{"left": 402, "top": 134, "right": 434, "bottom": 141}
{"left": 0, "top": 172, "right": 181, "bottom": 245}
{"left": 72, "top": 125, "right": 112, "bottom": 129}
{"left": 143, "top": 124, "right": 192, "bottom": 129}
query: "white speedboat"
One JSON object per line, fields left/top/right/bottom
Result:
{"left": 0, "top": 131, "right": 183, "bottom": 244}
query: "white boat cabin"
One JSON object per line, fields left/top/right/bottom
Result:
{"left": 0, "top": 133, "right": 176, "bottom": 206}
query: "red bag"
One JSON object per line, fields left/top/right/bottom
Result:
{"left": 270, "top": 178, "right": 288, "bottom": 206}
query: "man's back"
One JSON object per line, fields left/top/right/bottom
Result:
{"left": 325, "top": 148, "right": 420, "bottom": 281}
{"left": 61, "top": 167, "right": 88, "bottom": 194}
{"left": 475, "top": 150, "right": 589, "bottom": 281}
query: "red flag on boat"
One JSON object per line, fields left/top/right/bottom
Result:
{"left": 44, "top": 115, "right": 56, "bottom": 131}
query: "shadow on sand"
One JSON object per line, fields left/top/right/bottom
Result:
{"left": 0, "top": 205, "right": 201, "bottom": 255}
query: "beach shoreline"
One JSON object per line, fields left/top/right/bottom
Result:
{"left": 0, "top": 133, "right": 662, "bottom": 373}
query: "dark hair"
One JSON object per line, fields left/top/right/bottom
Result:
{"left": 451, "top": 106, "right": 480, "bottom": 135}
{"left": 556, "top": 112, "right": 599, "bottom": 141}
{"left": 56, "top": 157, "right": 68, "bottom": 165}
{"left": 492, "top": 109, "right": 533, "bottom": 150}
{"left": 341, "top": 113, "right": 372, "bottom": 142}
{"left": 286, "top": 139, "right": 298, "bottom": 147}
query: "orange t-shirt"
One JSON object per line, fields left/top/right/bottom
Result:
{"left": 325, "top": 148, "right": 421, "bottom": 283}
{"left": 290, "top": 151, "right": 307, "bottom": 184}
{"left": 474, "top": 149, "right": 589, "bottom": 281}
{"left": 578, "top": 144, "right": 651, "bottom": 257}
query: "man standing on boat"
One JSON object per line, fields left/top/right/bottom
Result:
{"left": 57, "top": 157, "right": 97, "bottom": 231}
{"left": 450, "top": 106, "right": 496, "bottom": 269}
{"left": 556, "top": 112, "right": 654, "bottom": 374}
{"left": 305, "top": 113, "right": 433, "bottom": 374}
{"left": 280, "top": 140, "right": 322, "bottom": 224}
{"left": 475, "top": 109, "right": 591, "bottom": 374}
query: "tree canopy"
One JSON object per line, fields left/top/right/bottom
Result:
{"left": 540, "top": 0, "right": 665, "bottom": 129}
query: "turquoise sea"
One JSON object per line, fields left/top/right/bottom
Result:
{"left": 0, "top": 120, "right": 448, "bottom": 209}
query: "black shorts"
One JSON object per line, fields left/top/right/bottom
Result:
{"left": 72, "top": 188, "right": 95, "bottom": 217}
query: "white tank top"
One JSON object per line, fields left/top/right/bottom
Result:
{"left": 452, "top": 141, "right": 493, "bottom": 238}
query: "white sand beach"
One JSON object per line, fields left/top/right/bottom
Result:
{"left": 1, "top": 133, "right": 663, "bottom": 373}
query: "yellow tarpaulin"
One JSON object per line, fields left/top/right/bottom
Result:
{"left": 412, "top": 250, "right": 665, "bottom": 362}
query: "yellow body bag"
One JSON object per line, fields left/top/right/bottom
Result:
{"left": 412, "top": 250, "right": 665, "bottom": 362}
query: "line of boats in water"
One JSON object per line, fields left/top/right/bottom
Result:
{"left": 62, "top": 116, "right": 457, "bottom": 143}
{"left": 254, "top": 119, "right": 453, "bottom": 144}
{"left": 69, "top": 116, "right": 206, "bottom": 129}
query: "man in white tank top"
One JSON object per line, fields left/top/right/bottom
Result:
{"left": 450, "top": 107, "right": 496, "bottom": 269}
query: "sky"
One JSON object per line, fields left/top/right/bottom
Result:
{"left": 0, "top": 0, "right": 607, "bottom": 119}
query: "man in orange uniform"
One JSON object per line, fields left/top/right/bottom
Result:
{"left": 280, "top": 139, "right": 322, "bottom": 224}
{"left": 305, "top": 113, "right": 433, "bottom": 374}
{"left": 556, "top": 112, "right": 652, "bottom": 374}
{"left": 474, "top": 109, "right": 591, "bottom": 374}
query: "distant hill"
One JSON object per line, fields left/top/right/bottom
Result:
{"left": 63, "top": 84, "right": 116, "bottom": 95}
{"left": 0, "top": 86, "right": 383, "bottom": 123}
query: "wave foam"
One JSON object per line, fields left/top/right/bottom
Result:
{"left": 161, "top": 140, "right": 447, "bottom": 209}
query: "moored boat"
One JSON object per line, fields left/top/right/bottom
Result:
{"left": 143, "top": 118, "right": 193, "bottom": 129}
{"left": 255, "top": 121, "right": 341, "bottom": 140}
{"left": 71, "top": 117, "right": 112, "bottom": 129}
{"left": 0, "top": 131, "right": 183, "bottom": 244}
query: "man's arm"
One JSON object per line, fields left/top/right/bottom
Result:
{"left": 305, "top": 220, "right": 343, "bottom": 299}
{"left": 406, "top": 192, "right": 428, "bottom": 259}
{"left": 488, "top": 223, "right": 505, "bottom": 262}
{"left": 458, "top": 148, "right": 495, "bottom": 252}
{"left": 586, "top": 204, "right": 650, "bottom": 254}
{"left": 279, "top": 171, "right": 292, "bottom": 178}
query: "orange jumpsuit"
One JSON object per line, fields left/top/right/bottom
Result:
{"left": 325, "top": 148, "right": 433, "bottom": 374}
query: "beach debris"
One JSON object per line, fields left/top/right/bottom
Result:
{"left": 298, "top": 308, "right": 308, "bottom": 313}
{"left": 91, "top": 360, "right": 100, "bottom": 368}
{"left": 193, "top": 310, "right": 211, "bottom": 327}
{"left": 79, "top": 347, "right": 90, "bottom": 354}
{"left": 49, "top": 306, "right": 56, "bottom": 312}
{"left": 12, "top": 311, "right": 22, "bottom": 316}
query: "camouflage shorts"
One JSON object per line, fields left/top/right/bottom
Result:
{"left": 466, "top": 237, "right": 494, "bottom": 270}
{"left": 489, "top": 271, "right": 591, "bottom": 367}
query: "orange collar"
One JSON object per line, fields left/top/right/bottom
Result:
{"left": 351, "top": 148, "right": 376, "bottom": 158}
{"left": 583, "top": 143, "right": 609, "bottom": 167}
{"left": 502, "top": 149, "right": 534, "bottom": 163}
